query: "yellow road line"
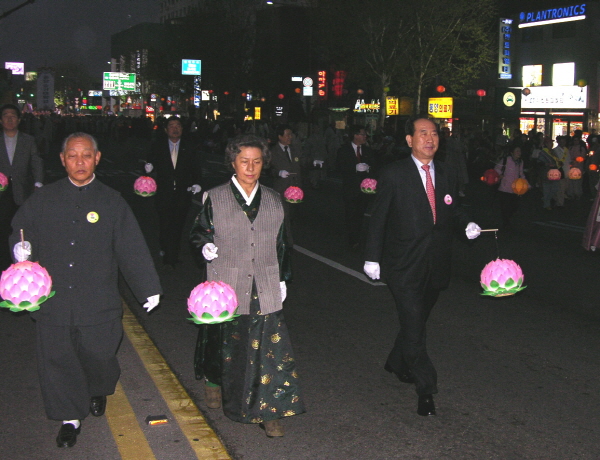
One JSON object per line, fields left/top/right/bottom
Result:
{"left": 122, "top": 302, "right": 231, "bottom": 460}
{"left": 106, "top": 381, "right": 157, "bottom": 460}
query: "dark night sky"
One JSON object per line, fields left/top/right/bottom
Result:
{"left": 0, "top": 0, "right": 159, "bottom": 78}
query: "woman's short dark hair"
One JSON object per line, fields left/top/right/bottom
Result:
{"left": 225, "top": 134, "right": 271, "bottom": 170}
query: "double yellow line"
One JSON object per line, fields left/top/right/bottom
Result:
{"left": 105, "top": 302, "right": 231, "bottom": 460}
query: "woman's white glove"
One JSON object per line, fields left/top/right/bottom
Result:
{"left": 363, "top": 261, "right": 380, "bottom": 280}
{"left": 280, "top": 281, "right": 287, "bottom": 302}
{"left": 279, "top": 170, "right": 290, "bottom": 178}
{"left": 145, "top": 163, "right": 154, "bottom": 173}
{"left": 143, "top": 294, "right": 160, "bottom": 313}
{"left": 13, "top": 241, "right": 31, "bottom": 262}
{"left": 313, "top": 160, "right": 324, "bottom": 168}
{"left": 188, "top": 184, "right": 202, "bottom": 194}
{"left": 465, "top": 222, "right": 482, "bottom": 239}
{"left": 202, "top": 243, "right": 219, "bottom": 261}
{"left": 356, "top": 163, "right": 370, "bottom": 172}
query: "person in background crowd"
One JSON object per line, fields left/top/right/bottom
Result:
{"left": 495, "top": 144, "right": 529, "bottom": 229}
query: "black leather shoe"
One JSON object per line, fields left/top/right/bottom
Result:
{"left": 56, "top": 423, "right": 80, "bottom": 448}
{"left": 417, "top": 394, "right": 436, "bottom": 416}
{"left": 384, "top": 361, "right": 415, "bottom": 384}
{"left": 90, "top": 396, "right": 107, "bottom": 417}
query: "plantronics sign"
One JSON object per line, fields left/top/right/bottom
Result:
{"left": 519, "top": 3, "right": 586, "bottom": 28}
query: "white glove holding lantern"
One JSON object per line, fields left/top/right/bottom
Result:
{"left": 313, "top": 160, "right": 324, "bottom": 168}
{"left": 280, "top": 281, "right": 287, "bottom": 302}
{"left": 279, "top": 170, "right": 290, "bottom": 178}
{"left": 145, "top": 163, "right": 154, "bottom": 173}
{"left": 13, "top": 241, "right": 32, "bottom": 262}
{"left": 187, "top": 184, "right": 201, "bottom": 194}
{"left": 363, "top": 261, "right": 380, "bottom": 280}
{"left": 465, "top": 222, "right": 482, "bottom": 239}
{"left": 356, "top": 163, "right": 370, "bottom": 173}
{"left": 143, "top": 294, "right": 160, "bottom": 313}
{"left": 202, "top": 243, "right": 219, "bottom": 261}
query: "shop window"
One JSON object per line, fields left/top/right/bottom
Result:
{"left": 521, "top": 27, "right": 543, "bottom": 42}
{"left": 552, "top": 22, "right": 576, "bottom": 39}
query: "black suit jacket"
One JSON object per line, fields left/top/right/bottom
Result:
{"left": 336, "top": 142, "right": 374, "bottom": 198}
{"left": 364, "top": 157, "right": 468, "bottom": 291}
{"left": 147, "top": 137, "right": 202, "bottom": 207}
{"left": 0, "top": 131, "right": 44, "bottom": 205}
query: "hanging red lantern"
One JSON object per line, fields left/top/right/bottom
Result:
{"left": 278, "top": 94, "right": 285, "bottom": 99}
{"left": 436, "top": 85, "right": 446, "bottom": 93}
{"left": 476, "top": 89, "right": 486, "bottom": 97}
{"left": 575, "top": 156, "right": 585, "bottom": 163}
{"left": 589, "top": 164, "right": 598, "bottom": 171}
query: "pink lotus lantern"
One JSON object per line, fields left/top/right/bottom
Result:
{"left": 0, "top": 261, "right": 55, "bottom": 312}
{"left": 480, "top": 258, "right": 526, "bottom": 297}
{"left": 0, "top": 172, "right": 8, "bottom": 192}
{"left": 360, "top": 178, "right": 377, "bottom": 194}
{"left": 187, "top": 280, "right": 239, "bottom": 324}
{"left": 134, "top": 176, "right": 157, "bottom": 197}
{"left": 284, "top": 186, "right": 304, "bottom": 203}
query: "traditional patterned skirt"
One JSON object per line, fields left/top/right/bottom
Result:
{"left": 194, "top": 298, "right": 305, "bottom": 424}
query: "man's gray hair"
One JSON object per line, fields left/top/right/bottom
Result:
{"left": 62, "top": 132, "right": 99, "bottom": 153}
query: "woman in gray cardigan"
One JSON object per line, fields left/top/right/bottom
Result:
{"left": 190, "top": 134, "right": 305, "bottom": 438}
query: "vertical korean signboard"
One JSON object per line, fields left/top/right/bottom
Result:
{"left": 37, "top": 71, "right": 55, "bottom": 111}
{"left": 317, "top": 70, "right": 327, "bottom": 100}
{"left": 498, "top": 18, "right": 513, "bottom": 80}
{"left": 386, "top": 97, "right": 399, "bottom": 116}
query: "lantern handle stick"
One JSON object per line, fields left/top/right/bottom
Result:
{"left": 20, "top": 229, "right": 24, "bottom": 249}
{"left": 480, "top": 229, "right": 499, "bottom": 232}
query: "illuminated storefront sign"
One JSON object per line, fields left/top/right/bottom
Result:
{"left": 88, "top": 90, "right": 102, "bottom": 97}
{"left": 520, "top": 85, "right": 587, "bottom": 109}
{"left": 519, "top": 4, "right": 586, "bottom": 28}
{"left": 103, "top": 72, "right": 136, "bottom": 91}
{"left": 498, "top": 18, "right": 512, "bottom": 80}
{"left": 181, "top": 59, "right": 202, "bottom": 75}
{"left": 254, "top": 107, "right": 261, "bottom": 120}
{"left": 522, "top": 65, "right": 542, "bottom": 87}
{"left": 428, "top": 97, "right": 453, "bottom": 118}
{"left": 5, "top": 62, "right": 24, "bottom": 75}
{"left": 386, "top": 97, "right": 399, "bottom": 116}
{"left": 25, "top": 72, "right": 37, "bottom": 81}
{"left": 317, "top": 70, "right": 327, "bottom": 99}
{"left": 353, "top": 99, "right": 380, "bottom": 113}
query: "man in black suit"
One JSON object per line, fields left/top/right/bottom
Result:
{"left": 364, "top": 117, "right": 481, "bottom": 416}
{"left": 0, "top": 104, "right": 44, "bottom": 270}
{"left": 146, "top": 117, "right": 202, "bottom": 267}
{"left": 336, "top": 125, "right": 374, "bottom": 248}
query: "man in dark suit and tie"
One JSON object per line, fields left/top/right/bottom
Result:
{"left": 146, "top": 116, "right": 202, "bottom": 267}
{"left": 0, "top": 103, "right": 44, "bottom": 270}
{"left": 336, "top": 125, "right": 374, "bottom": 248}
{"left": 364, "top": 117, "right": 481, "bottom": 416}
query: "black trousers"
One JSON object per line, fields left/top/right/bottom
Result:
{"left": 0, "top": 184, "right": 18, "bottom": 271}
{"left": 35, "top": 318, "right": 123, "bottom": 420}
{"left": 386, "top": 280, "right": 440, "bottom": 396}
{"left": 156, "top": 196, "right": 190, "bottom": 265}
{"left": 343, "top": 193, "right": 368, "bottom": 246}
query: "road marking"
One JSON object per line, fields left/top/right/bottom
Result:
{"left": 106, "top": 381, "right": 157, "bottom": 460}
{"left": 294, "top": 245, "right": 386, "bottom": 286}
{"left": 534, "top": 221, "right": 584, "bottom": 232}
{"left": 122, "top": 303, "right": 231, "bottom": 460}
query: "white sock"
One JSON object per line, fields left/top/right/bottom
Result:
{"left": 63, "top": 420, "right": 80, "bottom": 429}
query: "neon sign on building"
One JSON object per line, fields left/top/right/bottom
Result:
{"left": 519, "top": 4, "right": 586, "bottom": 28}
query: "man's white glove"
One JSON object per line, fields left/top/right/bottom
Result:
{"left": 13, "top": 241, "right": 31, "bottom": 262}
{"left": 363, "top": 261, "right": 380, "bottom": 280}
{"left": 145, "top": 163, "right": 154, "bottom": 173}
{"left": 313, "top": 160, "right": 324, "bottom": 168}
{"left": 280, "top": 281, "right": 287, "bottom": 302}
{"left": 143, "top": 294, "right": 160, "bottom": 313}
{"left": 188, "top": 184, "right": 201, "bottom": 194}
{"left": 34, "top": 182, "right": 43, "bottom": 188}
{"left": 279, "top": 170, "right": 290, "bottom": 178}
{"left": 202, "top": 243, "right": 219, "bottom": 261}
{"left": 465, "top": 222, "right": 482, "bottom": 239}
{"left": 356, "top": 163, "right": 370, "bottom": 172}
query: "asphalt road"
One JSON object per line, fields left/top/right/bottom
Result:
{"left": 5, "top": 136, "right": 600, "bottom": 459}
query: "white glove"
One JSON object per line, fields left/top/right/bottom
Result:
{"left": 313, "top": 160, "right": 324, "bottom": 168}
{"left": 145, "top": 163, "right": 154, "bottom": 173}
{"left": 356, "top": 163, "right": 370, "bottom": 172}
{"left": 143, "top": 294, "right": 160, "bottom": 313}
{"left": 188, "top": 184, "right": 201, "bottom": 194}
{"left": 279, "top": 170, "right": 290, "bottom": 178}
{"left": 280, "top": 281, "right": 287, "bottom": 302}
{"left": 13, "top": 241, "right": 32, "bottom": 262}
{"left": 34, "top": 182, "right": 43, "bottom": 188}
{"left": 363, "top": 261, "right": 380, "bottom": 280}
{"left": 202, "top": 243, "right": 219, "bottom": 261}
{"left": 465, "top": 222, "right": 482, "bottom": 239}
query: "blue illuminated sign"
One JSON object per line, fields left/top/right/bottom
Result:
{"left": 182, "top": 59, "right": 202, "bottom": 76}
{"left": 519, "top": 4, "right": 586, "bottom": 28}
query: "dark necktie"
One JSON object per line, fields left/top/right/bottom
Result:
{"left": 284, "top": 146, "right": 291, "bottom": 162}
{"left": 422, "top": 164, "right": 436, "bottom": 223}
{"left": 356, "top": 145, "right": 362, "bottom": 162}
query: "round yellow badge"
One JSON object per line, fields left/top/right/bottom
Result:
{"left": 87, "top": 212, "right": 99, "bottom": 223}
